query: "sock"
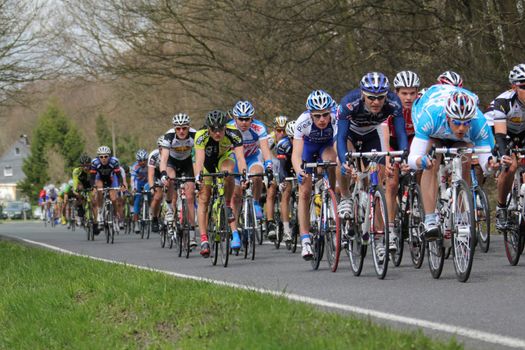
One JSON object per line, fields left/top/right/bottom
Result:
{"left": 301, "top": 233, "right": 311, "bottom": 244}
{"left": 283, "top": 221, "right": 290, "bottom": 234}
{"left": 424, "top": 213, "right": 437, "bottom": 225}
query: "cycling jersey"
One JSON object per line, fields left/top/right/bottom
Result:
{"left": 160, "top": 128, "right": 196, "bottom": 160}
{"left": 276, "top": 136, "right": 293, "bottom": 182}
{"left": 294, "top": 110, "right": 337, "bottom": 163}
{"left": 194, "top": 125, "right": 243, "bottom": 172}
{"left": 148, "top": 149, "right": 162, "bottom": 186}
{"left": 45, "top": 188, "right": 58, "bottom": 201}
{"left": 336, "top": 89, "right": 408, "bottom": 164}
{"left": 130, "top": 161, "right": 148, "bottom": 192}
{"left": 388, "top": 107, "right": 415, "bottom": 149}
{"left": 90, "top": 156, "right": 122, "bottom": 187}
{"left": 484, "top": 89, "right": 525, "bottom": 132}
{"left": 227, "top": 119, "right": 268, "bottom": 158}
{"left": 72, "top": 167, "right": 92, "bottom": 192}
{"left": 409, "top": 84, "right": 494, "bottom": 171}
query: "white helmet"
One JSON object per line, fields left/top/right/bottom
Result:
{"left": 285, "top": 120, "right": 296, "bottom": 138}
{"left": 445, "top": 91, "right": 477, "bottom": 120}
{"left": 437, "top": 71, "right": 463, "bottom": 87}
{"left": 509, "top": 64, "right": 525, "bottom": 85}
{"left": 233, "top": 100, "right": 255, "bottom": 118}
{"left": 97, "top": 145, "right": 111, "bottom": 155}
{"left": 172, "top": 113, "right": 190, "bottom": 126}
{"left": 393, "top": 70, "right": 420, "bottom": 88}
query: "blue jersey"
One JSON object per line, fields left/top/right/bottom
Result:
{"left": 130, "top": 161, "right": 148, "bottom": 191}
{"left": 412, "top": 85, "right": 493, "bottom": 147}
{"left": 336, "top": 89, "right": 408, "bottom": 163}
{"left": 90, "top": 156, "right": 122, "bottom": 185}
{"left": 227, "top": 118, "right": 268, "bottom": 158}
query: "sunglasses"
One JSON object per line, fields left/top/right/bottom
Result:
{"left": 238, "top": 117, "right": 252, "bottom": 122}
{"left": 311, "top": 112, "right": 331, "bottom": 119}
{"left": 176, "top": 126, "right": 189, "bottom": 131}
{"left": 516, "top": 84, "right": 525, "bottom": 90}
{"left": 365, "top": 94, "right": 386, "bottom": 101}
{"left": 275, "top": 128, "right": 285, "bottom": 133}
{"left": 209, "top": 127, "right": 225, "bottom": 133}
{"left": 449, "top": 118, "right": 472, "bottom": 127}
{"left": 99, "top": 155, "right": 109, "bottom": 159}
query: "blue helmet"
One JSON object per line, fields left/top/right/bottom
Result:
{"left": 305, "top": 90, "right": 334, "bottom": 111}
{"left": 360, "top": 72, "right": 390, "bottom": 94}
{"left": 232, "top": 100, "right": 255, "bottom": 118}
{"left": 135, "top": 149, "right": 148, "bottom": 161}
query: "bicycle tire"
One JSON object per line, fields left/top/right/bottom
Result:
{"left": 408, "top": 184, "right": 425, "bottom": 269}
{"left": 181, "top": 199, "right": 191, "bottom": 258}
{"left": 371, "top": 187, "right": 389, "bottom": 279}
{"left": 219, "top": 202, "right": 230, "bottom": 267}
{"left": 452, "top": 180, "right": 476, "bottom": 282}
{"left": 104, "top": 207, "right": 110, "bottom": 244}
{"left": 207, "top": 201, "right": 218, "bottom": 265}
{"left": 474, "top": 188, "right": 490, "bottom": 253}
{"left": 290, "top": 194, "right": 299, "bottom": 253}
{"left": 257, "top": 218, "right": 264, "bottom": 245}
{"left": 503, "top": 210, "right": 523, "bottom": 266}
{"left": 391, "top": 194, "right": 403, "bottom": 267}
{"left": 160, "top": 222, "right": 167, "bottom": 248}
{"left": 324, "top": 189, "right": 341, "bottom": 272}
{"left": 310, "top": 197, "right": 324, "bottom": 270}
{"left": 109, "top": 204, "right": 116, "bottom": 244}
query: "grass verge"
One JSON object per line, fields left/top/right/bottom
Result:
{"left": 0, "top": 240, "right": 462, "bottom": 349}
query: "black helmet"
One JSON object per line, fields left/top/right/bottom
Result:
{"left": 79, "top": 154, "right": 91, "bottom": 165}
{"left": 205, "top": 110, "right": 227, "bottom": 129}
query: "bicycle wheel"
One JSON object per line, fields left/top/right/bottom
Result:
{"left": 104, "top": 208, "right": 110, "bottom": 244}
{"left": 371, "top": 187, "right": 389, "bottom": 279}
{"left": 310, "top": 198, "right": 324, "bottom": 270}
{"left": 169, "top": 224, "right": 175, "bottom": 249}
{"left": 408, "top": 184, "right": 425, "bottom": 269}
{"left": 503, "top": 209, "right": 524, "bottom": 266}
{"left": 324, "top": 189, "right": 341, "bottom": 272}
{"left": 391, "top": 194, "right": 403, "bottom": 267}
{"left": 344, "top": 198, "right": 366, "bottom": 276}
{"left": 219, "top": 202, "right": 231, "bottom": 267}
{"left": 109, "top": 205, "right": 116, "bottom": 244}
{"left": 474, "top": 188, "right": 490, "bottom": 253}
{"left": 451, "top": 180, "right": 476, "bottom": 282}
{"left": 181, "top": 199, "right": 191, "bottom": 259}
{"left": 160, "top": 222, "right": 167, "bottom": 248}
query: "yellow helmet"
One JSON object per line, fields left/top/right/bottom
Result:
{"left": 273, "top": 115, "right": 288, "bottom": 128}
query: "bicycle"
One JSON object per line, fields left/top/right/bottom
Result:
{"left": 501, "top": 147, "right": 525, "bottom": 265}
{"left": 202, "top": 171, "right": 241, "bottom": 267}
{"left": 239, "top": 172, "right": 265, "bottom": 260}
{"left": 122, "top": 191, "right": 133, "bottom": 234}
{"left": 282, "top": 176, "right": 300, "bottom": 253}
{"left": 394, "top": 168, "right": 426, "bottom": 269}
{"left": 67, "top": 197, "right": 77, "bottom": 231}
{"left": 138, "top": 189, "right": 151, "bottom": 239}
{"left": 173, "top": 176, "right": 195, "bottom": 258}
{"left": 344, "top": 150, "right": 404, "bottom": 279}
{"left": 98, "top": 187, "right": 119, "bottom": 244}
{"left": 470, "top": 155, "right": 490, "bottom": 253}
{"left": 428, "top": 147, "right": 489, "bottom": 282}
{"left": 81, "top": 190, "right": 95, "bottom": 241}
{"left": 302, "top": 160, "right": 340, "bottom": 271}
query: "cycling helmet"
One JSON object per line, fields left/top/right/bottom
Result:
{"left": 306, "top": 90, "right": 334, "bottom": 111}
{"left": 437, "top": 71, "right": 463, "bottom": 87}
{"left": 232, "top": 100, "right": 255, "bottom": 118}
{"left": 393, "top": 70, "right": 420, "bottom": 88}
{"left": 360, "top": 72, "right": 390, "bottom": 94}
{"left": 172, "top": 113, "right": 190, "bottom": 126}
{"left": 226, "top": 109, "right": 234, "bottom": 120}
{"left": 445, "top": 91, "right": 477, "bottom": 120}
{"left": 205, "top": 110, "right": 227, "bottom": 129}
{"left": 79, "top": 154, "right": 91, "bottom": 165}
{"left": 509, "top": 64, "right": 525, "bottom": 85}
{"left": 157, "top": 136, "right": 165, "bottom": 147}
{"left": 48, "top": 184, "right": 55, "bottom": 190}
{"left": 273, "top": 115, "right": 288, "bottom": 128}
{"left": 135, "top": 149, "right": 148, "bottom": 161}
{"left": 285, "top": 120, "right": 296, "bottom": 138}
{"left": 97, "top": 145, "right": 111, "bottom": 155}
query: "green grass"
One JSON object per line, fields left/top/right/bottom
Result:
{"left": 0, "top": 240, "right": 462, "bottom": 350}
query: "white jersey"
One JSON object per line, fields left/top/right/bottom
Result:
{"left": 160, "top": 128, "right": 196, "bottom": 160}
{"left": 484, "top": 90, "right": 525, "bottom": 133}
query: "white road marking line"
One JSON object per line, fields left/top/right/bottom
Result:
{"left": 20, "top": 238, "right": 525, "bottom": 349}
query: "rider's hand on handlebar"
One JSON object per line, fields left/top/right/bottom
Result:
{"left": 341, "top": 163, "right": 353, "bottom": 176}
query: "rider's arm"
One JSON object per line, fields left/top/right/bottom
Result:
{"left": 159, "top": 147, "right": 170, "bottom": 174}
{"left": 494, "top": 121, "right": 508, "bottom": 157}
{"left": 260, "top": 138, "right": 272, "bottom": 163}
{"left": 194, "top": 147, "right": 205, "bottom": 178}
{"left": 147, "top": 166, "right": 155, "bottom": 188}
{"left": 233, "top": 146, "right": 247, "bottom": 174}
{"left": 408, "top": 137, "right": 430, "bottom": 170}
{"left": 291, "top": 138, "right": 304, "bottom": 175}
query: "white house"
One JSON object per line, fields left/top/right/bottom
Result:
{"left": 0, "top": 135, "right": 30, "bottom": 202}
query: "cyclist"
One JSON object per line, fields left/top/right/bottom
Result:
{"left": 228, "top": 100, "right": 273, "bottom": 244}
{"left": 72, "top": 154, "right": 93, "bottom": 226}
{"left": 38, "top": 187, "right": 47, "bottom": 220}
{"left": 159, "top": 113, "right": 197, "bottom": 241}
{"left": 148, "top": 136, "right": 166, "bottom": 234}
{"left": 437, "top": 70, "right": 463, "bottom": 87}
{"left": 484, "top": 63, "right": 525, "bottom": 229}
{"left": 57, "top": 182, "right": 68, "bottom": 225}
{"left": 337, "top": 72, "right": 408, "bottom": 254}
{"left": 408, "top": 85, "right": 494, "bottom": 240}
{"left": 194, "top": 110, "right": 247, "bottom": 257}
{"left": 131, "top": 149, "right": 150, "bottom": 233}
{"left": 385, "top": 70, "right": 420, "bottom": 248}
{"left": 90, "top": 145, "right": 123, "bottom": 229}
{"left": 276, "top": 120, "right": 296, "bottom": 243}
{"left": 265, "top": 115, "right": 288, "bottom": 240}
{"left": 292, "top": 90, "right": 338, "bottom": 260}
{"left": 45, "top": 184, "right": 58, "bottom": 223}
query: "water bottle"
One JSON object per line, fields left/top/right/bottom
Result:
{"left": 520, "top": 184, "right": 525, "bottom": 199}
{"left": 314, "top": 193, "right": 322, "bottom": 216}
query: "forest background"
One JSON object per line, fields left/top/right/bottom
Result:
{"left": 0, "top": 0, "right": 523, "bottom": 190}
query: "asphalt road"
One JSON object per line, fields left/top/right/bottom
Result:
{"left": 1, "top": 221, "right": 525, "bottom": 349}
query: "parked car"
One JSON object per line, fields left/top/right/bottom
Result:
{"left": 0, "top": 206, "right": 6, "bottom": 219}
{"left": 4, "top": 201, "right": 32, "bottom": 220}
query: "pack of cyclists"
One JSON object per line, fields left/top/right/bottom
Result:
{"left": 38, "top": 63, "right": 525, "bottom": 277}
